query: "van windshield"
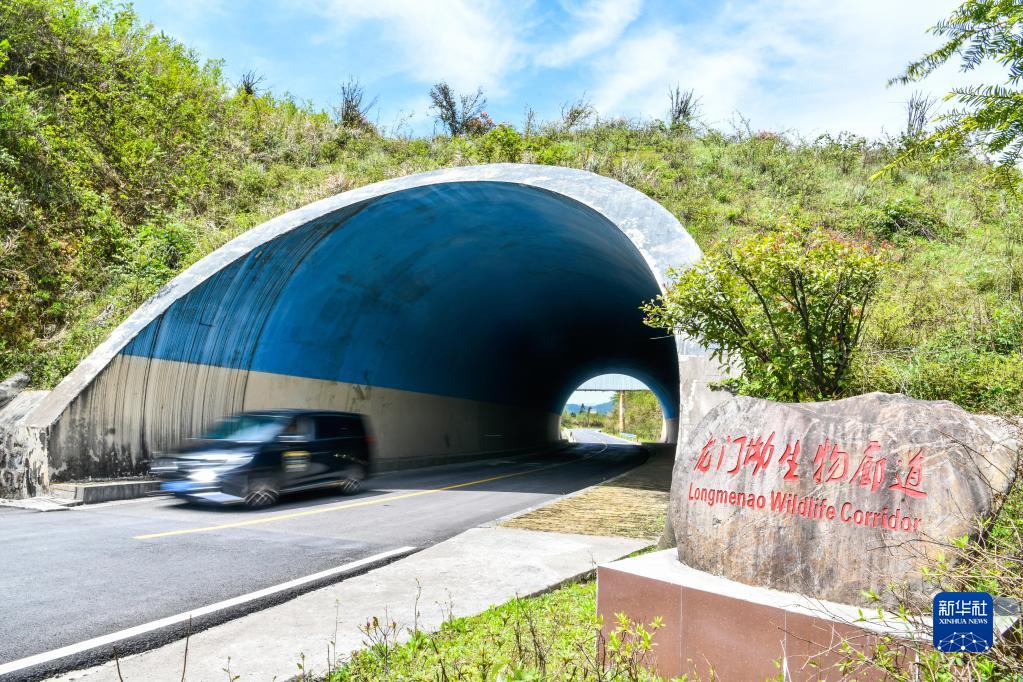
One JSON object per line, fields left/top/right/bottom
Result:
{"left": 200, "top": 415, "right": 289, "bottom": 442}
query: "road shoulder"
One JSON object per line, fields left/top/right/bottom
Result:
{"left": 49, "top": 527, "right": 645, "bottom": 681}
{"left": 501, "top": 443, "right": 674, "bottom": 539}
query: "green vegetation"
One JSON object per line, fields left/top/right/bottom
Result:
{"left": 886, "top": 0, "right": 1023, "bottom": 192}
{"left": 644, "top": 226, "right": 889, "bottom": 401}
{"left": 329, "top": 580, "right": 666, "bottom": 682}
{"left": 0, "top": 0, "right": 342, "bottom": 385}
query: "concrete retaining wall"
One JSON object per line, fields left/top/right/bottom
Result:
{"left": 0, "top": 391, "right": 50, "bottom": 497}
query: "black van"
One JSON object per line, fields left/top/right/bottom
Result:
{"left": 151, "top": 410, "right": 373, "bottom": 507}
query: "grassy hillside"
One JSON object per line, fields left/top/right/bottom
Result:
{"left": 2, "top": 0, "right": 1021, "bottom": 415}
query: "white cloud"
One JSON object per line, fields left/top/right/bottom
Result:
{"left": 588, "top": 0, "right": 1008, "bottom": 137}
{"left": 136, "top": 0, "right": 1015, "bottom": 139}
{"left": 306, "top": 0, "right": 525, "bottom": 93}
{"left": 535, "top": 0, "right": 643, "bottom": 68}
{"left": 590, "top": 26, "right": 763, "bottom": 126}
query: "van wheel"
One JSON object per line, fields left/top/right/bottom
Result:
{"left": 336, "top": 465, "right": 365, "bottom": 495}
{"left": 244, "top": 479, "right": 280, "bottom": 508}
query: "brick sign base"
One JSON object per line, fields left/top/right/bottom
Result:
{"left": 596, "top": 550, "right": 916, "bottom": 681}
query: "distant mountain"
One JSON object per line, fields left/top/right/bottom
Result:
{"left": 565, "top": 399, "right": 615, "bottom": 415}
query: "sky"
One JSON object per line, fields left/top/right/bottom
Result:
{"left": 131, "top": 0, "right": 1004, "bottom": 139}
{"left": 566, "top": 390, "right": 615, "bottom": 409}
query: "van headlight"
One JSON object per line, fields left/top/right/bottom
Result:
{"left": 189, "top": 469, "right": 220, "bottom": 483}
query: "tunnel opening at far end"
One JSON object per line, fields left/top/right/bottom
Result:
{"left": 560, "top": 373, "right": 677, "bottom": 445}
{"left": 26, "top": 166, "right": 704, "bottom": 485}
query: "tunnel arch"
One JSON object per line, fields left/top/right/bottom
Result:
{"left": 25, "top": 164, "right": 728, "bottom": 483}
{"left": 559, "top": 372, "right": 676, "bottom": 443}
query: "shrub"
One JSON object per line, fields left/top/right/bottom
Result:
{"left": 867, "top": 197, "right": 948, "bottom": 241}
{"left": 644, "top": 225, "right": 889, "bottom": 402}
{"left": 477, "top": 124, "right": 524, "bottom": 163}
{"left": 428, "top": 81, "right": 490, "bottom": 137}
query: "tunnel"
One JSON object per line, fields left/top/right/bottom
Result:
{"left": 22, "top": 164, "right": 727, "bottom": 487}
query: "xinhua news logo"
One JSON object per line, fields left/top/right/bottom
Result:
{"left": 933, "top": 591, "right": 994, "bottom": 653}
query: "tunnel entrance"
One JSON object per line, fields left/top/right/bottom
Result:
{"left": 21, "top": 164, "right": 724, "bottom": 490}
{"left": 561, "top": 374, "right": 671, "bottom": 444}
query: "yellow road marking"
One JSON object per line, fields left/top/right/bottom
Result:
{"left": 135, "top": 457, "right": 581, "bottom": 540}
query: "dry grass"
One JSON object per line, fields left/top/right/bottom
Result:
{"left": 501, "top": 445, "right": 674, "bottom": 540}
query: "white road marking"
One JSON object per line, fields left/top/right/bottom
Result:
{"left": 0, "top": 546, "right": 415, "bottom": 677}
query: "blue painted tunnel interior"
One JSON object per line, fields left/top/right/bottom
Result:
{"left": 123, "top": 182, "right": 680, "bottom": 419}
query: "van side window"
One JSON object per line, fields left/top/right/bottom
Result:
{"left": 345, "top": 417, "right": 365, "bottom": 438}
{"left": 318, "top": 416, "right": 349, "bottom": 439}
{"left": 281, "top": 416, "right": 314, "bottom": 439}
{"left": 318, "top": 415, "right": 365, "bottom": 439}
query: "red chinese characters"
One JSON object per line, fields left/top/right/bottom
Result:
{"left": 889, "top": 449, "right": 927, "bottom": 498}
{"left": 694, "top": 437, "right": 716, "bottom": 473}
{"left": 694, "top": 433, "right": 777, "bottom": 476}
{"left": 850, "top": 441, "right": 886, "bottom": 493}
{"left": 692, "top": 434, "right": 928, "bottom": 498}
{"left": 778, "top": 441, "right": 800, "bottom": 481}
{"left": 812, "top": 438, "right": 849, "bottom": 484}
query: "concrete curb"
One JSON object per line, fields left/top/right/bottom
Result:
{"left": 6, "top": 547, "right": 418, "bottom": 682}
{"left": 51, "top": 480, "right": 160, "bottom": 505}
{"left": 46, "top": 528, "right": 646, "bottom": 682}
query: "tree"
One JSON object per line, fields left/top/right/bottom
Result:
{"left": 336, "top": 76, "right": 376, "bottom": 130}
{"left": 883, "top": 0, "right": 1023, "bottom": 189}
{"left": 559, "top": 94, "right": 595, "bottom": 132}
{"left": 643, "top": 226, "right": 888, "bottom": 402}
{"left": 238, "top": 70, "right": 265, "bottom": 97}
{"left": 428, "top": 81, "right": 491, "bottom": 136}
{"left": 903, "top": 91, "right": 936, "bottom": 139}
{"left": 668, "top": 85, "right": 700, "bottom": 130}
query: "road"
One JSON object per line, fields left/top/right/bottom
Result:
{"left": 567, "top": 428, "right": 639, "bottom": 445}
{"left": 0, "top": 441, "right": 645, "bottom": 680}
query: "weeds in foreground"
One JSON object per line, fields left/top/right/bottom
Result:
{"left": 326, "top": 581, "right": 669, "bottom": 681}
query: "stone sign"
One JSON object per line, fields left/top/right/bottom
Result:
{"left": 669, "top": 392, "right": 1018, "bottom": 607}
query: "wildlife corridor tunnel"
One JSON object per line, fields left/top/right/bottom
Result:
{"left": 18, "top": 164, "right": 727, "bottom": 490}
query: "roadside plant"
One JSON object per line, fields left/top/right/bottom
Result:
{"left": 477, "top": 124, "right": 525, "bottom": 162}
{"left": 903, "top": 91, "right": 937, "bottom": 140}
{"left": 880, "top": 0, "right": 1023, "bottom": 191}
{"left": 643, "top": 225, "right": 889, "bottom": 402}
{"left": 428, "top": 81, "right": 490, "bottom": 136}
{"left": 330, "top": 581, "right": 666, "bottom": 681}
{"left": 336, "top": 76, "right": 377, "bottom": 131}
{"left": 667, "top": 86, "right": 700, "bottom": 131}
{"left": 559, "top": 94, "right": 595, "bottom": 132}
{"left": 237, "top": 70, "right": 265, "bottom": 97}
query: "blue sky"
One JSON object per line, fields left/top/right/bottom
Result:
{"left": 133, "top": 0, "right": 1000, "bottom": 138}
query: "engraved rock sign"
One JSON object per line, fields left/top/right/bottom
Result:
{"left": 670, "top": 392, "right": 1018, "bottom": 606}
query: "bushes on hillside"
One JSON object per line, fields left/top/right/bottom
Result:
{"left": 644, "top": 226, "right": 889, "bottom": 402}
{"left": 0, "top": 0, "right": 338, "bottom": 379}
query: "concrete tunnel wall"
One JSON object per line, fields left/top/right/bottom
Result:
{"left": 21, "top": 164, "right": 730, "bottom": 489}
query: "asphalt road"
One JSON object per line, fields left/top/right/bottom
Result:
{"left": 0, "top": 441, "right": 645, "bottom": 678}
{"left": 568, "top": 428, "right": 639, "bottom": 445}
